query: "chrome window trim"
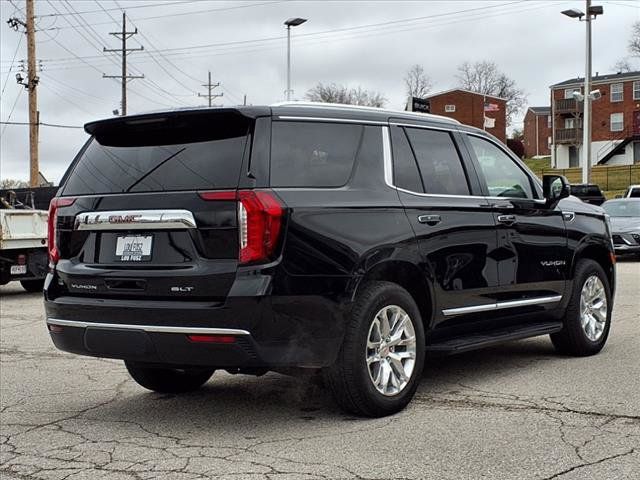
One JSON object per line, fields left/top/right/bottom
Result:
{"left": 389, "top": 122, "right": 458, "bottom": 133}
{"left": 442, "top": 295, "right": 562, "bottom": 317}
{"left": 275, "top": 116, "right": 387, "bottom": 125}
{"left": 382, "top": 126, "right": 393, "bottom": 186}
{"left": 47, "top": 318, "right": 250, "bottom": 336}
{"left": 75, "top": 209, "right": 197, "bottom": 231}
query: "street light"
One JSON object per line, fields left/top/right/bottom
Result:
{"left": 561, "top": 1, "right": 603, "bottom": 184}
{"left": 284, "top": 17, "right": 307, "bottom": 101}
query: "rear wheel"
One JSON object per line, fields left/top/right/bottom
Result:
{"left": 125, "top": 361, "right": 214, "bottom": 393}
{"left": 323, "top": 281, "right": 425, "bottom": 417}
{"left": 20, "top": 279, "right": 45, "bottom": 293}
{"left": 550, "top": 259, "right": 612, "bottom": 356}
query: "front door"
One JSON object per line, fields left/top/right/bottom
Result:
{"left": 463, "top": 133, "right": 569, "bottom": 313}
{"left": 388, "top": 123, "right": 500, "bottom": 330}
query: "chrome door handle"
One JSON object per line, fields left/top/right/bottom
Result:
{"left": 497, "top": 214, "right": 516, "bottom": 224}
{"left": 418, "top": 214, "right": 441, "bottom": 225}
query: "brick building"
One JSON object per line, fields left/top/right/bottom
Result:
{"left": 523, "top": 106, "right": 551, "bottom": 158}
{"left": 550, "top": 71, "right": 640, "bottom": 168}
{"left": 419, "top": 89, "right": 507, "bottom": 143}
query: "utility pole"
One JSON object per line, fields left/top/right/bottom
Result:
{"left": 25, "top": 0, "right": 38, "bottom": 187}
{"left": 9, "top": 1, "right": 40, "bottom": 186}
{"left": 103, "top": 13, "right": 143, "bottom": 116}
{"left": 197, "top": 71, "right": 222, "bottom": 107}
{"left": 582, "top": 0, "right": 592, "bottom": 184}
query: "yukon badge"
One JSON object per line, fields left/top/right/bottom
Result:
{"left": 541, "top": 260, "right": 566, "bottom": 267}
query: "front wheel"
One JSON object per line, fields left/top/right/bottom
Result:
{"left": 125, "top": 361, "right": 215, "bottom": 393}
{"left": 323, "top": 281, "right": 425, "bottom": 417}
{"left": 550, "top": 259, "right": 612, "bottom": 356}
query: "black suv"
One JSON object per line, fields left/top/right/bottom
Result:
{"left": 45, "top": 103, "right": 616, "bottom": 417}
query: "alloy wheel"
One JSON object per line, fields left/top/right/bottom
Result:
{"left": 365, "top": 305, "right": 417, "bottom": 396}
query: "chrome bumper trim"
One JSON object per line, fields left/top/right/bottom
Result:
{"left": 46, "top": 318, "right": 250, "bottom": 336}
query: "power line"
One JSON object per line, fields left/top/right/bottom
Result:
{"left": 0, "top": 89, "right": 24, "bottom": 137}
{"left": 1, "top": 35, "right": 23, "bottom": 95}
{"left": 41, "top": 1, "right": 283, "bottom": 30}
{"left": 35, "top": 1, "right": 200, "bottom": 17}
{"left": 31, "top": 0, "right": 533, "bottom": 66}
{"left": 0, "top": 121, "right": 83, "bottom": 129}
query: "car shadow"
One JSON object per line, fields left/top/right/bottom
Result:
{"left": 90, "top": 338, "right": 559, "bottom": 427}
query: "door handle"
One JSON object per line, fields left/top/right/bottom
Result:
{"left": 497, "top": 214, "right": 516, "bottom": 224}
{"left": 418, "top": 214, "right": 441, "bottom": 225}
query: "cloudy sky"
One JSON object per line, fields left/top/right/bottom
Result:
{"left": 1, "top": 0, "right": 638, "bottom": 183}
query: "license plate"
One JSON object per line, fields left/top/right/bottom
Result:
{"left": 115, "top": 235, "right": 153, "bottom": 262}
{"left": 10, "top": 265, "right": 27, "bottom": 275}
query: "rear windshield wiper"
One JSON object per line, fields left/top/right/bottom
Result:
{"left": 125, "top": 147, "right": 186, "bottom": 192}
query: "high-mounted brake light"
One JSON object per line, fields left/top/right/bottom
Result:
{"left": 199, "top": 189, "right": 284, "bottom": 265}
{"left": 187, "top": 334, "right": 236, "bottom": 344}
{"left": 48, "top": 197, "right": 76, "bottom": 264}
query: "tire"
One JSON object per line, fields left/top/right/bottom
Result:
{"left": 125, "top": 361, "right": 214, "bottom": 393}
{"left": 550, "top": 259, "right": 612, "bottom": 356}
{"left": 20, "top": 279, "right": 45, "bottom": 293}
{"left": 323, "top": 281, "right": 426, "bottom": 417}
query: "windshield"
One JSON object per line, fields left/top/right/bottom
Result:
{"left": 63, "top": 114, "right": 250, "bottom": 195}
{"left": 602, "top": 201, "right": 640, "bottom": 217}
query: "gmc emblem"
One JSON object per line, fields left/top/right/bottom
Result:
{"left": 108, "top": 214, "right": 141, "bottom": 224}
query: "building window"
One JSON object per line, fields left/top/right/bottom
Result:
{"left": 610, "top": 113, "right": 624, "bottom": 132}
{"left": 564, "top": 88, "right": 580, "bottom": 99}
{"left": 610, "top": 83, "right": 623, "bottom": 102}
{"left": 633, "top": 81, "right": 640, "bottom": 100}
{"left": 547, "top": 136, "right": 552, "bottom": 146}
{"left": 565, "top": 118, "right": 575, "bottom": 129}
{"left": 547, "top": 115, "right": 551, "bottom": 128}
{"left": 444, "top": 104, "right": 456, "bottom": 112}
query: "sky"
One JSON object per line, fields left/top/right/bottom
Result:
{"left": 1, "top": 0, "right": 638, "bottom": 183}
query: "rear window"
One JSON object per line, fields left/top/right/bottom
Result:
{"left": 63, "top": 115, "right": 250, "bottom": 195}
{"left": 572, "top": 185, "right": 601, "bottom": 196}
{"left": 270, "top": 121, "right": 363, "bottom": 187}
{"left": 629, "top": 187, "right": 640, "bottom": 198}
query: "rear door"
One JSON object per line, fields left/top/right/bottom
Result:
{"left": 462, "top": 133, "right": 568, "bottom": 306}
{"left": 388, "top": 121, "right": 500, "bottom": 329}
{"left": 52, "top": 110, "right": 257, "bottom": 301}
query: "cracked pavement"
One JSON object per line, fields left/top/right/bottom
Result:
{"left": 1, "top": 261, "right": 639, "bottom": 480}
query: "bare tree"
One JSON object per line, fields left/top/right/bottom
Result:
{"left": 404, "top": 64, "right": 432, "bottom": 99}
{"left": 0, "top": 179, "right": 28, "bottom": 189}
{"left": 612, "top": 58, "right": 634, "bottom": 73}
{"left": 629, "top": 21, "right": 640, "bottom": 57}
{"left": 456, "top": 60, "right": 526, "bottom": 125}
{"left": 305, "top": 83, "right": 386, "bottom": 107}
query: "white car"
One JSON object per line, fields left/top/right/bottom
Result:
{"left": 623, "top": 185, "right": 640, "bottom": 198}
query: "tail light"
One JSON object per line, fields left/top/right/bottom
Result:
{"left": 199, "top": 189, "right": 284, "bottom": 265}
{"left": 48, "top": 197, "right": 76, "bottom": 264}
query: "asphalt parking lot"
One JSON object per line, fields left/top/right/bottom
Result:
{"left": 1, "top": 261, "right": 639, "bottom": 480}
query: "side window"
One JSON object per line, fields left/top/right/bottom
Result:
{"left": 270, "top": 122, "right": 363, "bottom": 187}
{"left": 404, "top": 128, "right": 470, "bottom": 196}
{"left": 467, "top": 135, "right": 533, "bottom": 199}
{"left": 390, "top": 125, "right": 423, "bottom": 193}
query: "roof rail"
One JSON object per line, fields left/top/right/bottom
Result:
{"left": 270, "top": 101, "right": 461, "bottom": 124}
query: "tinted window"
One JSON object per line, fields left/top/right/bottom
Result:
{"left": 405, "top": 128, "right": 470, "bottom": 196}
{"left": 391, "top": 126, "right": 423, "bottom": 193}
{"left": 628, "top": 187, "right": 640, "bottom": 198}
{"left": 270, "top": 122, "right": 363, "bottom": 187}
{"left": 467, "top": 135, "right": 533, "bottom": 199}
{"left": 64, "top": 118, "right": 249, "bottom": 195}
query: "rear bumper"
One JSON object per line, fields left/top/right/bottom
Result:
{"left": 0, "top": 248, "right": 48, "bottom": 284}
{"left": 44, "top": 273, "right": 348, "bottom": 369}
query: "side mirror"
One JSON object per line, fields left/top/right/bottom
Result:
{"left": 542, "top": 174, "right": 570, "bottom": 207}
